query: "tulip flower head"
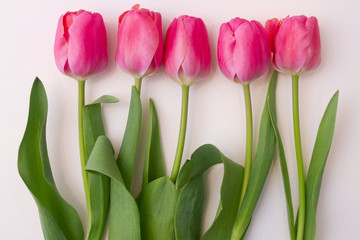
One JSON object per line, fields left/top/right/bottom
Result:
{"left": 54, "top": 10, "right": 108, "bottom": 80}
{"left": 164, "top": 15, "right": 211, "bottom": 86}
{"left": 116, "top": 4, "right": 163, "bottom": 79}
{"left": 265, "top": 15, "right": 321, "bottom": 76}
{"left": 217, "top": 18, "right": 270, "bottom": 84}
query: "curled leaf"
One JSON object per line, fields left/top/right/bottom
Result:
{"left": 18, "top": 78, "right": 84, "bottom": 240}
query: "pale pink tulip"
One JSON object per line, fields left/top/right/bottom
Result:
{"left": 54, "top": 10, "right": 108, "bottom": 80}
{"left": 116, "top": 4, "right": 163, "bottom": 78}
{"left": 217, "top": 18, "right": 270, "bottom": 84}
{"left": 266, "top": 15, "right": 321, "bottom": 76}
{"left": 163, "top": 15, "right": 211, "bottom": 86}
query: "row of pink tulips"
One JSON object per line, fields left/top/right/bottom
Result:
{"left": 54, "top": 4, "right": 321, "bottom": 85}
{"left": 52, "top": 4, "right": 322, "bottom": 240}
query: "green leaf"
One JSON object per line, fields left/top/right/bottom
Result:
{"left": 117, "top": 86, "right": 142, "bottom": 190}
{"left": 139, "top": 176, "right": 178, "bottom": 240}
{"left": 89, "top": 94, "right": 119, "bottom": 105}
{"left": 18, "top": 77, "right": 84, "bottom": 240}
{"left": 201, "top": 154, "right": 244, "bottom": 240}
{"left": 176, "top": 144, "right": 226, "bottom": 189}
{"left": 143, "top": 99, "right": 165, "bottom": 188}
{"left": 108, "top": 86, "right": 142, "bottom": 239}
{"left": 175, "top": 175, "right": 204, "bottom": 240}
{"left": 304, "top": 91, "right": 339, "bottom": 240}
{"left": 85, "top": 136, "right": 141, "bottom": 240}
{"left": 83, "top": 103, "right": 110, "bottom": 240}
{"left": 267, "top": 71, "right": 296, "bottom": 240}
{"left": 231, "top": 72, "right": 277, "bottom": 239}
{"left": 174, "top": 144, "right": 243, "bottom": 240}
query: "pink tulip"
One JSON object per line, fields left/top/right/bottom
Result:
{"left": 116, "top": 4, "right": 163, "bottom": 78}
{"left": 163, "top": 15, "right": 211, "bottom": 86}
{"left": 217, "top": 18, "right": 270, "bottom": 84}
{"left": 265, "top": 15, "right": 321, "bottom": 76}
{"left": 54, "top": 10, "right": 108, "bottom": 80}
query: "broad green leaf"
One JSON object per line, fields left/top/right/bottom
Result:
{"left": 176, "top": 144, "right": 226, "bottom": 189}
{"left": 116, "top": 86, "right": 142, "bottom": 190}
{"left": 142, "top": 99, "right": 165, "bottom": 188}
{"left": 201, "top": 154, "right": 244, "bottom": 240}
{"left": 83, "top": 103, "right": 110, "bottom": 240}
{"left": 267, "top": 71, "right": 296, "bottom": 240}
{"left": 85, "top": 136, "right": 141, "bottom": 240}
{"left": 175, "top": 144, "right": 243, "bottom": 240}
{"left": 232, "top": 73, "right": 277, "bottom": 239}
{"left": 304, "top": 91, "right": 339, "bottom": 240}
{"left": 175, "top": 176, "right": 204, "bottom": 240}
{"left": 139, "top": 176, "right": 178, "bottom": 240}
{"left": 18, "top": 78, "right": 84, "bottom": 240}
{"left": 89, "top": 94, "right": 119, "bottom": 105}
{"left": 109, "top": 86, "right": 142, "bottom": 239}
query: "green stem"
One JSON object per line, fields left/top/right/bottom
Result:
{"left": 292, "top": 75, "right": 306, "bottom": 240}
{"left": 135, "top": 77, "right": 142, "bottom": 93}
{"left": 240, "top": 83, "right": 253, "bottom": 203}
{"left": 78, "top": 80, "right": 91, "bottom": 227}
{"left": 170, "top": 85, "right": 189, "bottom": 183}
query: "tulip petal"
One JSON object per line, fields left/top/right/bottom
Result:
{"left": 54, "top": 14, "right": 68, "bottom": 75}
{"left": 274, "top": 16, "right": 309, "bottom": 75}
{"left": 217, "top": 23, "right": 237, "bottom": 80}
{"left": 265, "top": 18, "right": 280, "bottom": 53}
{"left": 164, "top": 17, "right": 188, "bottom": 81}
{"left": 233, "top": 21, "right": 269, "bottom": 83}
{"left": 118, "top": 11, "right": 129, "bottom": 25}
{"left": 67, "top": 11, "right": 108, "bottom": 79}
{"left": 218, "top": 18, "right": 248, "bottom": 81}
{"left": 302, "top": 17, "right": 321, "bottom": 73}
{"left": 145, "top": 11, "right": 163, "bottom": 76}
{"left": 116, "top": 10, "right": 159, "bottom": 78}
{"left": 181, "top": 17, "right": 211, "bottom": 84}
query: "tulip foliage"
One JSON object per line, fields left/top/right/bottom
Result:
{"left": 18, "top": 5, "right": 338, "bottom": 240}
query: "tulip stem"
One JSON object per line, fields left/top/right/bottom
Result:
{"left": 78, "top": 80, "right": 91, "bottom": 227}
{"left": 240, "top": 83, "right": 253, "bottom": 203}
{"left": 135, "top": 77, "right": 142, "bottom": 93}
{"left": 292, "top": 75, "right": 306, "bottom": 240}
{"left": 170, "top": 85, "right": 189, "bottom": 183}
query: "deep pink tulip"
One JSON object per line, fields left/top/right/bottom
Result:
{"left": 265, "top": 15, "right": 321, "bottom": 76}
{"left": 218, "top": 18, "right": 270, "bottom": 84}
{"left": 116, "top": 4, "right": 163, "bottom": 78}
{"left": 164, "top": 15, "right": 211, "bottom": 86}
{"left": 54, "top": 10, "right": 108, "bottom": 80}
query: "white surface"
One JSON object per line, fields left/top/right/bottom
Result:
{"left": 1, "top": 0, "right": 360, "bottom": 239}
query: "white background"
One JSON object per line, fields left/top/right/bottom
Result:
{"left": 1, "top": 0, "right": 359, "bottom": 239}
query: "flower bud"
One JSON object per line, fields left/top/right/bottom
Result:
{"left": 265, "top": 15, "right": 321, "bottom": 76}
{"left": 54, "top": 10, "right": 108, "bottom": 80}
{"left": 164, "top": 15, "right": 211, "bottom": 86}
{"left": 116, "top": 4, "right": 163, "bottom": 78}
{"left": 217, "top": 18, "right": 270, "bottom": 84}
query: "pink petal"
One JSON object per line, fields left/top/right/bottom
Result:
{"left": 116, "top": 10, "right": 159, "bottom": 77}
{"left": 67, "top": 11, "right": 108, "bottom": 79}
{"left": 274, "top": 16, "right": 309, "bottom": 75}
{"left": 302, "top": 17, "right": 321, "bottom": 73}
{"left": 233, "top": 21, "right": 269, "bottom": 83}
{"left": 265, "top": 18, "right": 280, "bottom": 53}
{"left": 217, "top": 18, "right": 248, "bottom": 81}
{"left": 228, "top": 18, "right": 248, "bottom": 32}
{"left": 145, "top": 11, "right": 163, "bottom": 76}
{"left": 164, "top": 17, "right": 188, "bottom": 80}
{"left": 181, "top": 16, "right": 210, "bottom": 82}
{"left": 217, "top": 22, "right": 237, "bottom": 80}
{"left": 118, "top": 10, "right": 129, "bottom": 25}
{"left": 54, "top": 14, "right": 68, "bottom": 75}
